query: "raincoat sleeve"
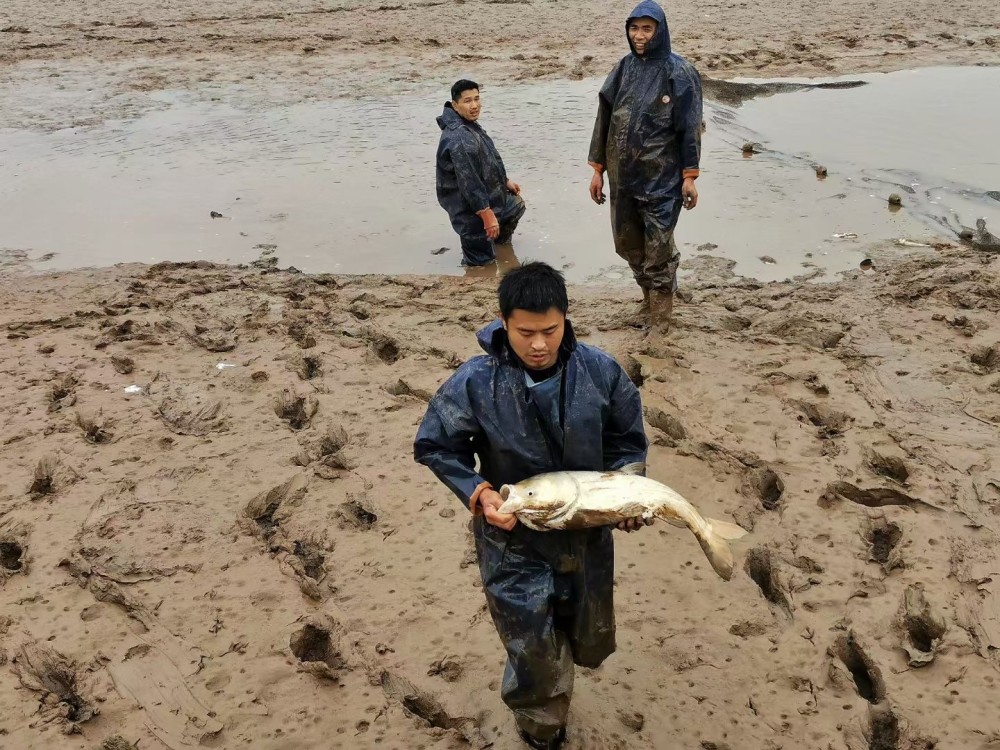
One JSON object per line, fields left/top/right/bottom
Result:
{"left": 414, "top": 380, "right": 490, "bottom": 510}
{"left": 673, "top": 63, "right": 703, "bottom": 179}
{"left": 602, "top": 364, "right": 648, "bottom": 471}
{"left": 446, "top": 133, "right": 492, "bottom": 213}
{"left": 587, "top": 64, "right": 622, "bottom": 170}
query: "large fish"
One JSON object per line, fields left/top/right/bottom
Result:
{"left": 497, "top": 463, "right": 746, "bottom": 580}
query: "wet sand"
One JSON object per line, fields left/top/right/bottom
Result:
{"left": 2, "top": 1, "right": 1000, "bottom": 749}
{"left": 1, "top": 247, "right": 999, "bottom": 749}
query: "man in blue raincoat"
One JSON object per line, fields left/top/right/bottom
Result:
{"left": 588, "top": 1, "right": 704, "bottom": 335}
{"left": 437, "top": 79, "right": 527, "bottom": 268}
{"left": 414, "top": 262, "right": 649, "bottom": 749}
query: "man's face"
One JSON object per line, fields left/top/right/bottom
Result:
{"left": 503, "top": 307, "right": 565, "bottom": 371}
{"left": 628, "top": 17, "right": 658, "bottom": 56}
{"left": 452, "top": 88, "right": 481, "bottom": 122}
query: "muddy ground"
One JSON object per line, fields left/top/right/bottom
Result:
{"left": 1, "top": 243, "right": 999, "bottom": 749}
{"left": 1, "top": 0, "right": 999, "bottom": 129}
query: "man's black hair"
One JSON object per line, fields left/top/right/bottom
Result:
{"left": 498, "top": 262, "right": 569, "bottom": 319}
{"left": 451, "top": 79, "right": 480, "bottom": 102}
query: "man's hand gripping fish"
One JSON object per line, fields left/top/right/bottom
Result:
{"left": 498, "top": 463, "right": 746, "bottom": 580}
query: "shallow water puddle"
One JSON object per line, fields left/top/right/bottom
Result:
{"left": 1, "top": 67, "right": 996, "bottom": 282}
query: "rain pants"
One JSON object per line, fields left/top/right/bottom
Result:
{"left": 436, "top": 103, "right": 526, "bottom": 266}
{"left": 587, "top": 0, "right": 703, "bottom": 291}
{"left": 414, "top": 320, "right": 648, "bottom": 740}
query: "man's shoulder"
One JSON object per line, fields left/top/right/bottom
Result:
{"left": 434, "top": 354, "right": 496, "bottom": 395}
{"left": 668, "top": 53, "right": 701, "bottom": 83}
{"left": 573, "top": 342, "right": 623, "bottom": 372}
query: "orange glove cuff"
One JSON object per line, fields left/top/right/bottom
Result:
{"left": 683, "top": 168, "right": 700, "bottom": 180}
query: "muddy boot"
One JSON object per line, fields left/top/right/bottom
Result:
{"left": 648, "top": 290, "right": 674, "bottom": 335}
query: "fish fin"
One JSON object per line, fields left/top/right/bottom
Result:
{"left": 707, "top": 518, "right": 748, "bottom": 541}
{"left": 616, "top": 462, "right": 646, "bottom": 476}
{"left": 660, "top": 516, "right": 687, "bottom": 529}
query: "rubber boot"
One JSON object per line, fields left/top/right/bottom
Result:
{"left": 648, "top": 290, "right": 674, "bottom": 335}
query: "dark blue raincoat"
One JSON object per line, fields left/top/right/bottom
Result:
{"left": 588, "top": 0, "right": 703, "bottom": 214}
{"left": 436, "top": 103, "right": 525, "bottom": 264}
{"left": 413, "top": 319, "right": 647, "bottom": 740}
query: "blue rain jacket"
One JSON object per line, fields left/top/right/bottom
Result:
{"left": 413, "top": 319, "right": 647, "bottom": 507}
{"left": 588, "top": 1, "right": 703, "bottom": 211}
{"left": 436, "top": 103, "right": 517, "bottom": 238}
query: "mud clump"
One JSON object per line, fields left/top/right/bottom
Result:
{"left": 795, "top": 400, "right": 853, "bottom": 437}
{"left": 0, "top": 540, "right": 25, "bottom": 572}
{"left": 274, "top": 390, "right": 318, "bottom": 430}
{"left": 899, "top": 584, "right": 946, "bottom": 666}
{"left": 47, "top": 373, "right": 78, "bottom": 412}
{"left": 101, "top": 737, "right": 135, "bottom": 750}
{"left": 427, "top": 657, "right": 464, "bottom": 682}
{"left": 970, "top": 343, "right": 1000, "bottom": 373}
{"left": 28, "top": 455, "right": 56, "bottom": 497}
{"left": 829, "top": 632, "right": 886, "bottom": 704}
{"left": 109, "top": 354, "right": 134, "bottom": 374}
{"left": 744, "top": 546, "right": 793, "bottom": 617}
{"left": 241, "top": 475, "right": 309, "bottom": 540}
{"left": 292, "top": 540, "right": 327, "bottom": 581}
{"left": 76, "top": 410, "right": 114, "bottom": 444}
{"left": 11, "top": 641, "right": 98, "bottom": 727}
{"left": 294, "top": 354, "right": 322, "bottom": 380}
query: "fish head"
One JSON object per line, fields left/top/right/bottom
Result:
{"left": 497, "top": 473, "right": 576, "bottom": 525}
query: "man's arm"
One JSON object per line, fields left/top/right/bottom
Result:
{"left": 414, "top": 392, "right": 489, "bottom": 511}
{"left": 447, "top": 135, "right": 492, "bottom": 215}
{"left": 587, "top": 66, "right": 621, "bottom": 204}
{"left": 674, "top": 64, "right": 703, "bottom": 183}
{"left": 602, "top": 364, "right": 648, "bottom": 471}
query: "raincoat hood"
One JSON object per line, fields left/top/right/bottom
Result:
{"left": 626, "top": 0, "right": 671, "bottom": 60}
{"left": 476, "top": 319, "right": 578, "bottom": 361}
{"left": 437, "top": 102, "right": 467, "bottom": 131}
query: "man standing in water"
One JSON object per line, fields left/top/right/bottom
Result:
{"left": 588, "top": 1, "right": 704, "bottom": 334}
{"left": 414, "top": 262, "right": 649, "bottom": 749}
{"left": 437, "top": 80, "right": 526, "bottom": 268}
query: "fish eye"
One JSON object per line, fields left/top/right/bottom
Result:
{"left": 527, "top": 491, "right": 533, "bottom": 497}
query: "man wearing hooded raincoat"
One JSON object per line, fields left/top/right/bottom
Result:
{"left": 414, "top": 262, "right": 648, "bottom": 749}
{"left": 436, "top": 79, "right": 527, "bottom": 268}
{"left": 588, "top": 0, "right": 703, "bottom": 334}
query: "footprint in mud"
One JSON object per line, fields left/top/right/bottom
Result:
{"left": 0, "top": 525, "right": 28, "bottom": 580}
{"left": 643, "top": 406, "right": 687, "bottom": 445}
{"left": 290, "top": 617, "right": 346, "bottom": 679}
{"left": 337, "top": 495, "right": 378, "bottom": 530}
{"left": 743, "top": 466, "right": 785, "bottom": 510}
{"left": 156, "top": 384, "right": 226, "bottom": 436}
{"left": 861, "top": 515, "right": 904, "bottom": 572}
{"left": 744, "top": 547, "right": 793, "bottom": 618}
{"left": 291, "top": 540, "right": 327, "bottom": 582}
{"left": 794, "top": 400, "right": 853, "bottom": 438}
{"left": 361, "top": 327, "right": 403, "bottom": 364}
{"left": 47, "top": 373, "right": 78, "bottom": 412}
{"left": 865, "top": 702, "right": 937, "bottom": 750}
{"left": 27, "top": 455, "right": 70, "bottom": 499}
{"left": 274, "top": 390, "right": 318, "bottom": 430}
{"left": 286, "top": 320, "right": 317, "bottom": 349}
{"left": 865, "top": 449, "right": 909, "bottom": 484}
{"left": 76, "top": 410, "right": 114, "bottom": 444}
{"left": 427, "top": 656, "right": 464, "bottom": 683}
{"left": 290, "top": 353, "right": 322, "bottom": 381}
{"left": 898, "top": 584, "right": 947, "bottom": 667}
{"left": 825, "top": 482, "right": 922, "bottom": 509}
{"left": 380, "top": 670, "right": 484, "bottom": 745}
{"left": 829, "top": 632, "right": 886, "bottom": 704}
{"left": 240, "top": 475, "right": 309, "bottom": 541}
{"left": 767, "top": 316, "right": 845, "bottom": 350}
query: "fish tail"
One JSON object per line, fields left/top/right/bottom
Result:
{"left": 706, "top": 517, "right": 748, "bottom": 541}
{"left": 696, "top": 529, "right": 736, "bottom": 581}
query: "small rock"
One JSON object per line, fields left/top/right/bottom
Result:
{"left": 815, "top": 165, "right": 828, "bottom": 177}
{"left": 431, "top": 247, "right": 449, "bottom": 256}
{"left": 759, "top": 255, "right": 777, "bottom": 264}
{"left": 210, "top": 210, "right": 224, "bottom": 218}
{"left": 888, "top": 194, "right": 903, "bottom": 207}
{"left": 742, "top": 142, "right": 763, "bottom": 155}
{"left": 37, "top": 344, "right": 55, "bottom": 354}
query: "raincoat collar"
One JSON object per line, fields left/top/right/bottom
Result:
{"left": 626, "top": 0, "right": 671, "bottom": 60}
{"left": 477, "top": 318, "right": 579, "bottom": 363}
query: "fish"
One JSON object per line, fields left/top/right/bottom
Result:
{"left": 497, "top": 463, "right": 747, "bottom": 581}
